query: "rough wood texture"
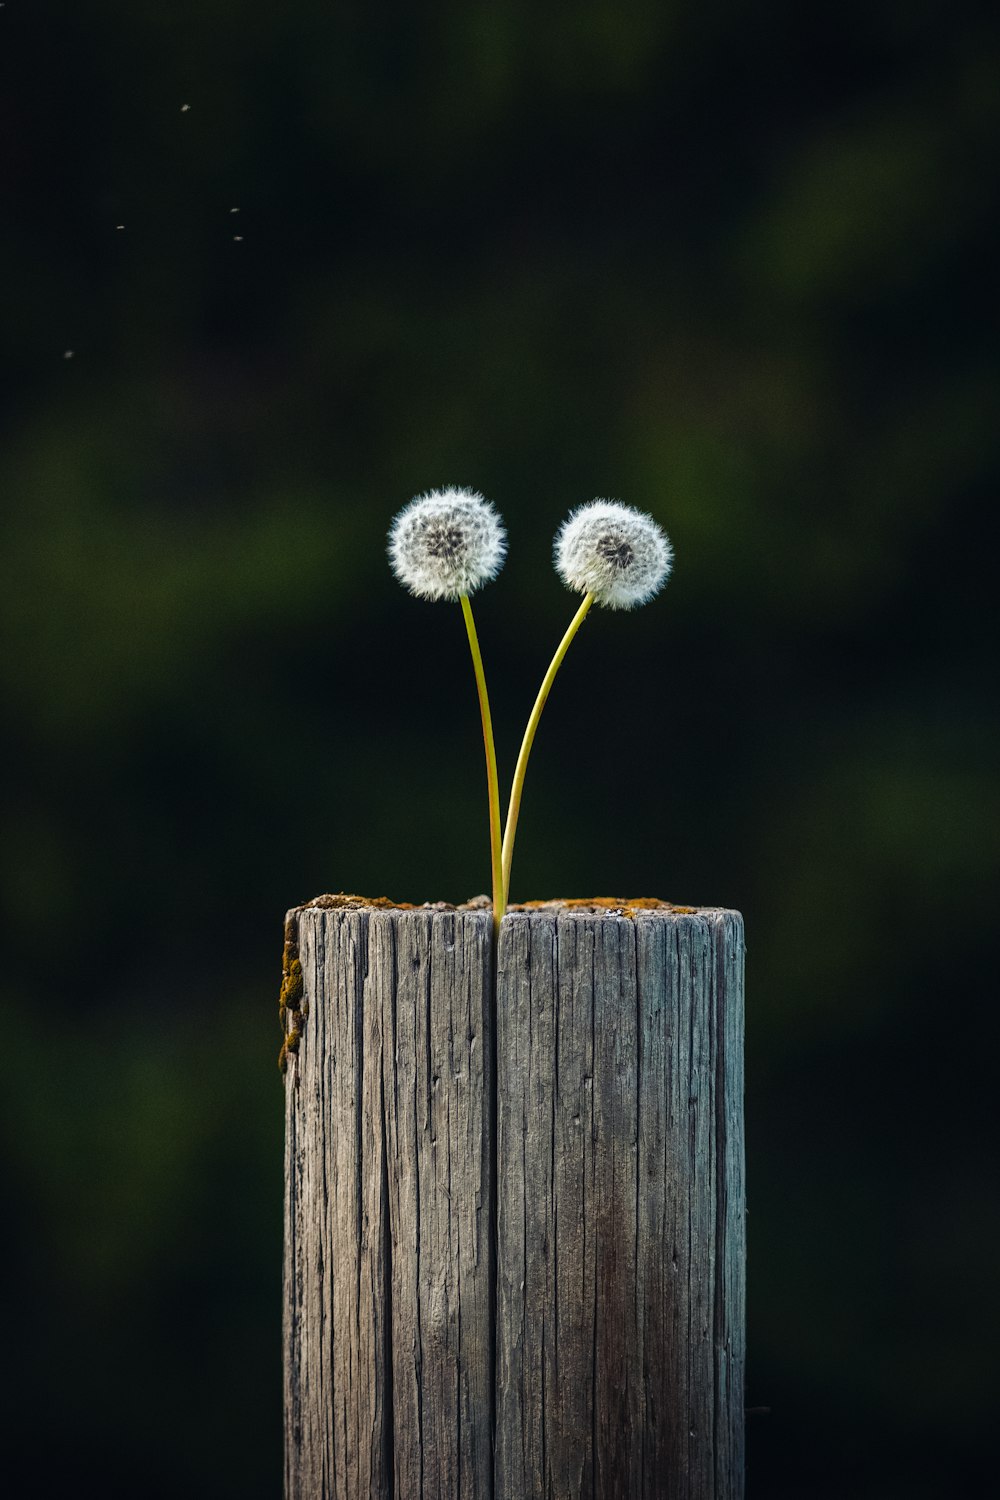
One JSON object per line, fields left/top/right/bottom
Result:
{"left": 284, "top": 901, "right": 744, "bottom": 1500}
{"left": 495, "top": 907, "right": 745, "bottom": 1500}
{"left": 284, "top": 906, "right": 495, "bottom": 1500}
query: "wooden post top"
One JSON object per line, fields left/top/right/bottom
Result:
{"left": 287, "top": 893, "right": 741, "bottom": 922}
{"left": 283, "top": 889, "right": 746, "bottom": 1499}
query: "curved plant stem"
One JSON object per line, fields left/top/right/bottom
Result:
{"left": 501, "top": 591, "right": 595, "bottom": 905}
{"left": 460, "top": 594, "right": 505, "bottom": 931}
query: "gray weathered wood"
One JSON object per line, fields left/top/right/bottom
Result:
{"left": 283, "top": 899, "right": 745, "bottom": 1500}
{"left": 495, "top": 905, "right": 745, "bottom": 1500}
{"left": 284, "top": 901, "right": 495, "bottom": 1500}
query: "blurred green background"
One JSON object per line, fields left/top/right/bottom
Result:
{"left": 2, "top": 1, "right": 997, "bottom": 1494}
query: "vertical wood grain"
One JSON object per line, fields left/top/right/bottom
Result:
{"left": 284, "top": 903, "right": 744, "bottom": 1499}
{"left": 495, "top": 908, "right": 745, "bottom": 1499}
{"left": 284, "top": 906, "right": 494, "bottom": 1500}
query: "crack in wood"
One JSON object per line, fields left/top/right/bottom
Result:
{"left": 284, "top": 904, "right": 744, "bottom": 1499}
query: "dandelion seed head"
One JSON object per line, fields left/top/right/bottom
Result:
{"left": 388, "top": 487, "right": 507, "bottom": 601}
{"left": 554, "top": 499, "right": 672, "bottom": 609}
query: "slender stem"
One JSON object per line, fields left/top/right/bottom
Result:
{"left": 460, "top": 594, "right": 505, "bottom": 931}
{"left": 501, "top": 591, "right": 595, "bottom": 905}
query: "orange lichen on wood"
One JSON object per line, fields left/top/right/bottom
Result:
{"left": 290, "top": 892, "right": 495, "bottom": 916}
{"left": 300, "top": 892, "right": 420, "bottom": 911}
{"left": 278, "top": 913, "right": 307, "bottom": 1075}
{"left": 510, "top": 897, "right": 701, "bottom": 917}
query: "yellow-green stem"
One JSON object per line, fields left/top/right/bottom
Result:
{"left": 460, "top": 594, "right": 505, "bottom": 931}
{"left": 501, "top": 591, "right": 595, "bottom": 905}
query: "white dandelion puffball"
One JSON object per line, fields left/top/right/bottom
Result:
{"left": 389, "top": 487, "right": 507, "bottom": 601}
{"left": 554, "top": 499, "right": 673, "bottom": 610}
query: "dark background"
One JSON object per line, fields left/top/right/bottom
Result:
{"left": 2, "top": 2, "right": 997, "bottom": 1495}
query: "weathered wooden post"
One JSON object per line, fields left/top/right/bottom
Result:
{"left": 283, "top": 896, "right": 745, "bottom": 1499}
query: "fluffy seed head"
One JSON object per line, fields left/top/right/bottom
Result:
{"left": 388, "top": 487, "right": 507, "bottom": 601}
{"left": 554, "top": 499, "right": 673, "bottom": 609}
